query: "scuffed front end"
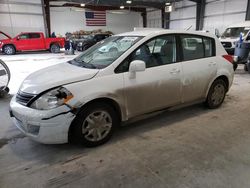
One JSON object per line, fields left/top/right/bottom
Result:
{"left": 9, "top": 95, "right": 75, "bottom": 144}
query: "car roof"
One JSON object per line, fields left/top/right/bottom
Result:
{"left": 115, "top": 29, "right": 216, "bottom": 39}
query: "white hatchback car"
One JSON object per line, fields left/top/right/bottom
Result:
{"left": 10, "top": 30, "right": 234, "bottom": 147}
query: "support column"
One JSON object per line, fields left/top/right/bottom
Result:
{"left": 246, "top": 0, "right": 250, "bottom": 20}
{"left": 196, "top": 0, "right": 205, "bottom": 31}
{"left": 142, "top": 10, "right": 147, "bottom": 27}
{"left": 43, "top": 0, "right": 51, "bottom": 37}
{"left": 161, "top": 8, "right": 170, "bottom": 29}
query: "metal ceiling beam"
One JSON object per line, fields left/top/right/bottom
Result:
{"left": 49, "top": 0, "right": 166, "bottom": 9}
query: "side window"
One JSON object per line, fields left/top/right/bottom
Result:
{"left": 115, "top": 35, "right": 176, "bottom": 73}
{"left": 203, "top": 37, "right": 213, "bottom": 57}
{"left": 180, "top": 35, "right": 204, "bottom": 61}
{"left": 29, "top": 33, "right": 41, "bottom": 39}
{"left": 19, "top": 34, "right": 29, "bottom": 39}
{"left": 131, "top": 35, "right": 176, "bottom": 68}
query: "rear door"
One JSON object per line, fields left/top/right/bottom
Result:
{"left": 180, "top": 34, "right": 217, "bottom": 102}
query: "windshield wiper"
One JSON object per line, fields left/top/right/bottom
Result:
{"left": 68, "top": 59, "right": 97, "bottom": 69}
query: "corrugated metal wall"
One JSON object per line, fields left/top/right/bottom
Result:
{"left": 169, "top": 0, "right": 196, "bottom": 30}
{"left": 0, "top": 0, "right": 45, "bottom": 37}
{"left": 203, "top": 0, "right": 247, "bottom": 34}
{"left": 146, "top": 8, "right": 162, "bottom": 28}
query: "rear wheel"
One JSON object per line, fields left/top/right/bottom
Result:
{"left": 50, "top": 44, "right": 60, "bottom": 53}
{"left": 3, "top": 45, "right": 15, "bottom": 55}
{"left": 244, "top": 64, "right": 248, "bottom": 71}
{"left": 233, "top": 62, "right": 238, "bottom": 71}
{"left": 205, "top": 79, "right": 227, "bottom": 109}
{"left": 70, "top": 103, "right": 119, "bottom": 147}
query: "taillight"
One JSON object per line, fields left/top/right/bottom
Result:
{"left": 222, "top": 55, "right": 234, "bottom": 64}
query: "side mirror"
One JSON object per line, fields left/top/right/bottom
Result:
{"left": 16, "top": 37, "right": 20, "bottom": 40}
{"left": 129, "top": 60, "right": 146, "bottom": 79}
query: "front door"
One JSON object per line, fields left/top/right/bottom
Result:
{"left": 119, "top": 35, "right": 182, "bottom": 118}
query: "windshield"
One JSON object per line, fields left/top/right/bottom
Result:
{"left": 71, "top": 36, "right": 143, "bottom": 69}
{"left": 221, "top": 27, "right": 249, "bottom": 38}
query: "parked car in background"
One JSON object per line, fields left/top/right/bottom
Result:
{"left": 0, "top": 31, "right": 65, "bottom": 55}
{"left": 220, "top": 21, "right": 250, "bottom": 54}
{"left": 10, "top": 30, "right": 234, "bottom": 147}
{"left": 76, "top": 33, "right": 111, "bottom": 51}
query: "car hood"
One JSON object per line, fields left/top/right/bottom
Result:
{"left": 0, "top": 31, "right": 11, "bottom": 39}
{"left": 19, "top": 63, "right": 99, "bottom": 94}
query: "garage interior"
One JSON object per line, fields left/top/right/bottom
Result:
{"left": 1, "top": 0, "right": 250, "bottom": 187}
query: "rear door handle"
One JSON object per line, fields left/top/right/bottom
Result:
{"left": 170, "top": 68, "right": 180, "bottom": 74}
{"left": 209, "top": 62, "right": 216, "bottom": 66}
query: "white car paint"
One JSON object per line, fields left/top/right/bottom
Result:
{"left": 10, "top": 29, "right": 234, "bottom": 144}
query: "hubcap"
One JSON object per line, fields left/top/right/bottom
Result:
{"left": 5, "top": 47, "right": 13, "bottom": 54}
{"left": 82, "top": 111, "right": 112, "bottom": 142}
{"left": 211, "top": 84, "right": 225, "bottom": 106}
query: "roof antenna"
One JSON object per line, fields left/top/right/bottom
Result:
{"left": 186, "top": 25, "right": 192, "bottom": 31}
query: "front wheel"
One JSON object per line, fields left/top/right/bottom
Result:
{"left": 70, "top": 103, "right": 119, "bottom": 147}
{"left": 205, "top": 79, "right": 227, "bottom": 109}
{"left": 50, "top": 44, "right": 60, "bottom": 53}
{"left": 3, "top": 45, "right": 15, "bottom": 55}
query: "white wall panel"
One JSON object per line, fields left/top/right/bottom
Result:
{"left": 169, "top": 0, "right": 196, "bottom": 30}
{"left": 0, "top": 0, "right": 45, "bottom": 37}
{"left": 50, "top": 7, "right": 142, "bottom": 35}
{"left": 203, "top": 0, "right": 247, "bottom": 34}
{"left": 147, "top": 9, "right": 162, "bottom": 28}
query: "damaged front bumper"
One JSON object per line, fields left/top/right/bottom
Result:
{"left": 9, "top": 96, "right": 76, "bottom": 144}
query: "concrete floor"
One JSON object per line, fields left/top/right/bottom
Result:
{"left": 0, "top": 65, "right": 250, "bottom": 188}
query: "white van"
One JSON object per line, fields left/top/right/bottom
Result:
{"left": 220, "top": 21, "right": 250, "bottom": 54}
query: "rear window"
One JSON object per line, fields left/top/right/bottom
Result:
{"left": 180, "top": 35, "right": 215, "bottom": 61}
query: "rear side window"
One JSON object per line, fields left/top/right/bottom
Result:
{"left": 29, "top": 33, "right": 40, "bottom": 39}
{"left": 180, "top": 35, "right": 215, "bottom": 61}
{"left": 203, "top": 37, "right": 213, "bottom": 57}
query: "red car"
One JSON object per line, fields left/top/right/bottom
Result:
{"left": 0, "top": 31, "right": 65, "bottom": 55}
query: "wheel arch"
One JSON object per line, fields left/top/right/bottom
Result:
{"left": 206, "top": 75, "right": 230, "bottom": 98}
{"left": 68, "top": 97, "right": 123, "bottom": 141}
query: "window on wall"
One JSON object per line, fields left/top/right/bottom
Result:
{"left": 180, "top": 35, "right": 215, "bottom": 61}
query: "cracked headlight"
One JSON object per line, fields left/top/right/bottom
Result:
{"left": 30, "top": 87, "right": 73, "bottom": 110}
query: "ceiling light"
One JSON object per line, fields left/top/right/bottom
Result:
{"left": 126, "top": 0, "right": 132, "bottom": 4}
{"left": 80, "top": 3, "right": 85, "bottom": 7}
{"left": 165, "top": 2, "right": 171, "bottom": 5}
{"left": 120, "top": 5, "right": 125, "bottom": 9}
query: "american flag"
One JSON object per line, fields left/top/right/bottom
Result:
{"left": 85, "top": 11, "right": 106, "bottom": 26}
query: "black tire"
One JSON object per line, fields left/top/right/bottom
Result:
{"left": 3, "top": 45, "right": 15, "bottom": 55}
{"left": 0, "top": 87, "right": 9, "bottom": 98}
{"left": 205, "top": 79, "right": 227, "bottom": 109}
{"left": 247, "top": 62, "right": 250, "bottom": 74}
{"left": 82, "top": 45, "right": 90, "bottom": 51}
{"left": 70, "top": 103, "right": 119, "bottom": 147}
{"left": 244, "top": 64, "right": 248, "bottom": 71}
{"left": 233, "top": 62, "right": 238, "bottom": 71}
{"left": 50, "top": 44, "right": 60, "bottom": 53}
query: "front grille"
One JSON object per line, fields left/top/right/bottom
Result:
{"left": 16, "top": 91, "right": 36, "bottom": 106}
{"left": 221, "top": 42, "right": 232, "bottom": 48}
